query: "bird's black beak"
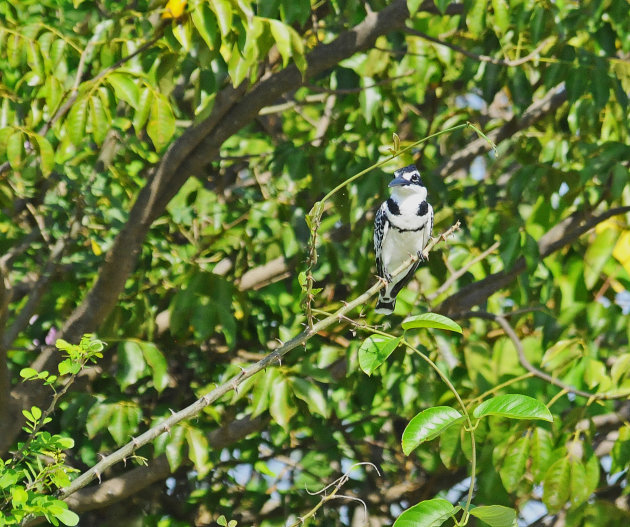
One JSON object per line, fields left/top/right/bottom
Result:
{"left": 388, "top": 176, "right": 409, "bottom": 188}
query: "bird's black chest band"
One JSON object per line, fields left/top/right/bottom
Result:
{"left": 390, "top": 223, "right": 425, "bottom": 233}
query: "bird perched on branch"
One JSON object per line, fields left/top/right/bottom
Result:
{"left": 374, "top": 165, "right": 434, "bottom": 314}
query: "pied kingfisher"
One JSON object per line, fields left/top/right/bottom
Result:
{"left": 373, "top": 165, "right": 434, "bottom": 315}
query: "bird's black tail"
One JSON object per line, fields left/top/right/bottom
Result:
{"left": 375, "top": 295, "right": 395, "bottom": 315}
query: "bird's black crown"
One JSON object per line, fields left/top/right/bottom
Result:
{"left": 392, "top": 165, "right": 422, "bottom": 185}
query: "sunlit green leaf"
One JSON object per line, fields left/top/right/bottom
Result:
{"left": 7, "top": 130, "right": 23, "bottom": 168}
{"left": 107, "top": 72, "right": 139, "bottom": 109}
{"left": 473, "top": 394, "right": 553, "bottom": 422}
{"left": 402, "top": 313, "right": 462, "bottom": 334}
{"left": 498, "top": 435, "right": 530, "bottom": 492}
{"left": 290, "top": 377, "right": 329, "bottom": 418}
{"left": 543, "top": 457, "right": 570, "bottom": 513}
{"left": 470, "top": 505, "right": 517, "bottom": 527}
{"left": 393, "top": 498, "right": 458, "bottom": 527}
{"left": 186, "top": 426, "right": 210, "bottom": 477}
{"left": 269, "top": 377, "right": 296, "bottom": 430}
{"left": 210, "top": 0, "right": 232, "bottom": 36}
{"left": 147, "top": 93, "right": 175, "bottom": 151}
{"left": 402, "top": 407, "right": 464, "bottom": 455}
{"left": 33, "top": 134, "right": 54, "bottom": 175}
{"left": 116, "top": 341, "right": 147, "bottom": 390}
{"left": 66, "top": 96, "right": 89, "bottom": 145}
{"left": 358, "top": 335, "right": 401, "bottom": 375}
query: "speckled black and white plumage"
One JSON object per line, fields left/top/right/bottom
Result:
{"left": 374, "top": 165, "right": 433, "bottom": 314}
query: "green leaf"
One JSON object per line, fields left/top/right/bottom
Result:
{"left": 611, "top": 353, "right": 630, "bottom": 386}
{"left": 407, "top": 0, "right": 424, "bottom": 16}
{"left": 30, "top": 405, "right": 42, "bottom": 420}
{"left": 269, "top": 377, "right": 296, "bottom": 430}
{"left": 154, "top": 424, "right": 186, "bottom": 472}
{"left": 473, "top": 394, "right": 553, "bottom": 422}
{"left": 402, "top": 313, "right": 462, "bottom": 334}
{"left": 531, "top": 427, "right": 553, "bottom": 481}
{"left": 290, "top": 377, "right": 330, "bottom": 418}
{"left": 133, "top": 88, "right": 153, "bottom": 132}
{"left": 543, "top": 456, "right": 570, "bottom": 513}
{"left": 402, "top": 406, "right": 464, "bottom": 455}
{"left": 66, "top": 96, "right": 89, "bottom": 145}
{"left": 611, "top": 425, "right": 630, "bottom": 473}
{"left": 268, "top": 19, "right": 291, "bottom": 67}
{"left": 49, "top": 502, "right": 79, "bottom": 526}
{"left": 139, "top": 342, "right": 169, "bottom": 392}
{"left": 107, "top": 72, "right": 139, "bottom": 109}
{"left": 20, "top": 367, "right": 39, "bottom": 380}
{"left": 107, "top": 403, "right": 141, "bottom": 444}
{"left": 570, "top": 459, "right": 589, "bottom": 507}
{"left": 227, "top": 43, "right": 251, "bottom": 86}
{"left": 58, "top": 359, "right": 75, "bottom": 376}
{"left": 33, "top": 134, "right": 55, "bottom": 175}
{"left": 147, "top": 93, "right": 176, "bottom": 152}
{"left": 191, "top": 3, "right": 219, "bottom": 51}
{"left": 90, "top": 91, "right": 109, "bottom": 146}
{"left": 11, "top": 485, "right": 27, "bottom": 505}
{"left": 186, "top": 426, "right": 210, "bottom": 477}
{"left": 584, "top": 228, "right": 618, "bottom": 289}
{"left": 86, "top": 402, "right": 116, "bottom": 438}
{"left": 209, "top": 0, "right": 232, "bottom": 36}
{"left": 358, "top": 335, "right": 401, "bottom": 375}
{"left": 470, "top": 505, "right": 517, "bottom": 527}
{"left": 7, "top": 130, "right": 23, "bottom": 168}
{"left": 0, "top": 470, "right": 20, "bottom": 489}
{"left": 466, "top": 0, "right": 486, "bottom": 36}
{"left": 498, "top": 435, "right": 530, "bottom": 492}
{"left": 584, "top": 454, "right": 600, "bottom": 498}
{"left": 541, "top": 339, "right": 582, "bottom": 373}
{"left": 393, "top": 498, "right": 458, "bottom": 527}
{"left": 432, "top": 0, "right": 450, "bottom": 15}
{"left": 251, "top": 368, "right": 277, "bottom": 417}
{"left": 491, "top": 0, "right": 510, "bottom": 34}
{"left": 116, "top": 341, "right": 147, "bottom": 390}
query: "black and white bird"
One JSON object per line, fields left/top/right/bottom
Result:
{"left": 374, "top": 165, "right": 434, "bottom": 314}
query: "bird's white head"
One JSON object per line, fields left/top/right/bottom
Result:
{"left": 388, "top": 165, "right": 427, "bottom": 201}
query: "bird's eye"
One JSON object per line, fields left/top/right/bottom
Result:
{"left": 411, "top": 173, "right": 420, "bottom": 183}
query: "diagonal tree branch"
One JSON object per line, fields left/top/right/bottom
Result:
{"left": 50, "top": 224, "right": 459, "bottom": 506}
{"left": 437, "top": 205, "right": 630, "bottom": 316}
{"left": 61, "top": 415, "right": 269, "bottom": 514}
{"left": 437, "top": 82, "right": 568, "bottom": 178}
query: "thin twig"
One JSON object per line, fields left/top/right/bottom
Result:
{"left": 427, "top": 241, "right": 500, "bottom": 302}
{"left": 405, "top": 28, "right": 552, "bottom": 67}
{"left": 461, "top": 311, "right": 630, "bottom": 400}
{"left": 288, "top": 463, "right": 380, "bottom": 527}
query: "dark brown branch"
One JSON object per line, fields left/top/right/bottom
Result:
{"left": 14, "top": 0, "right": 412, "bottom": 395}
{"left": 437, "top": 206, "right": 630, "bottom": 316}
{"left": 2, "top": 0, "right": 417, "bottom": 452}
{"left": 437, "top": 83, "right": 568, "bottom": 179}
{"left": 63, "top": 415, "right": 268, "bottom": 514}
